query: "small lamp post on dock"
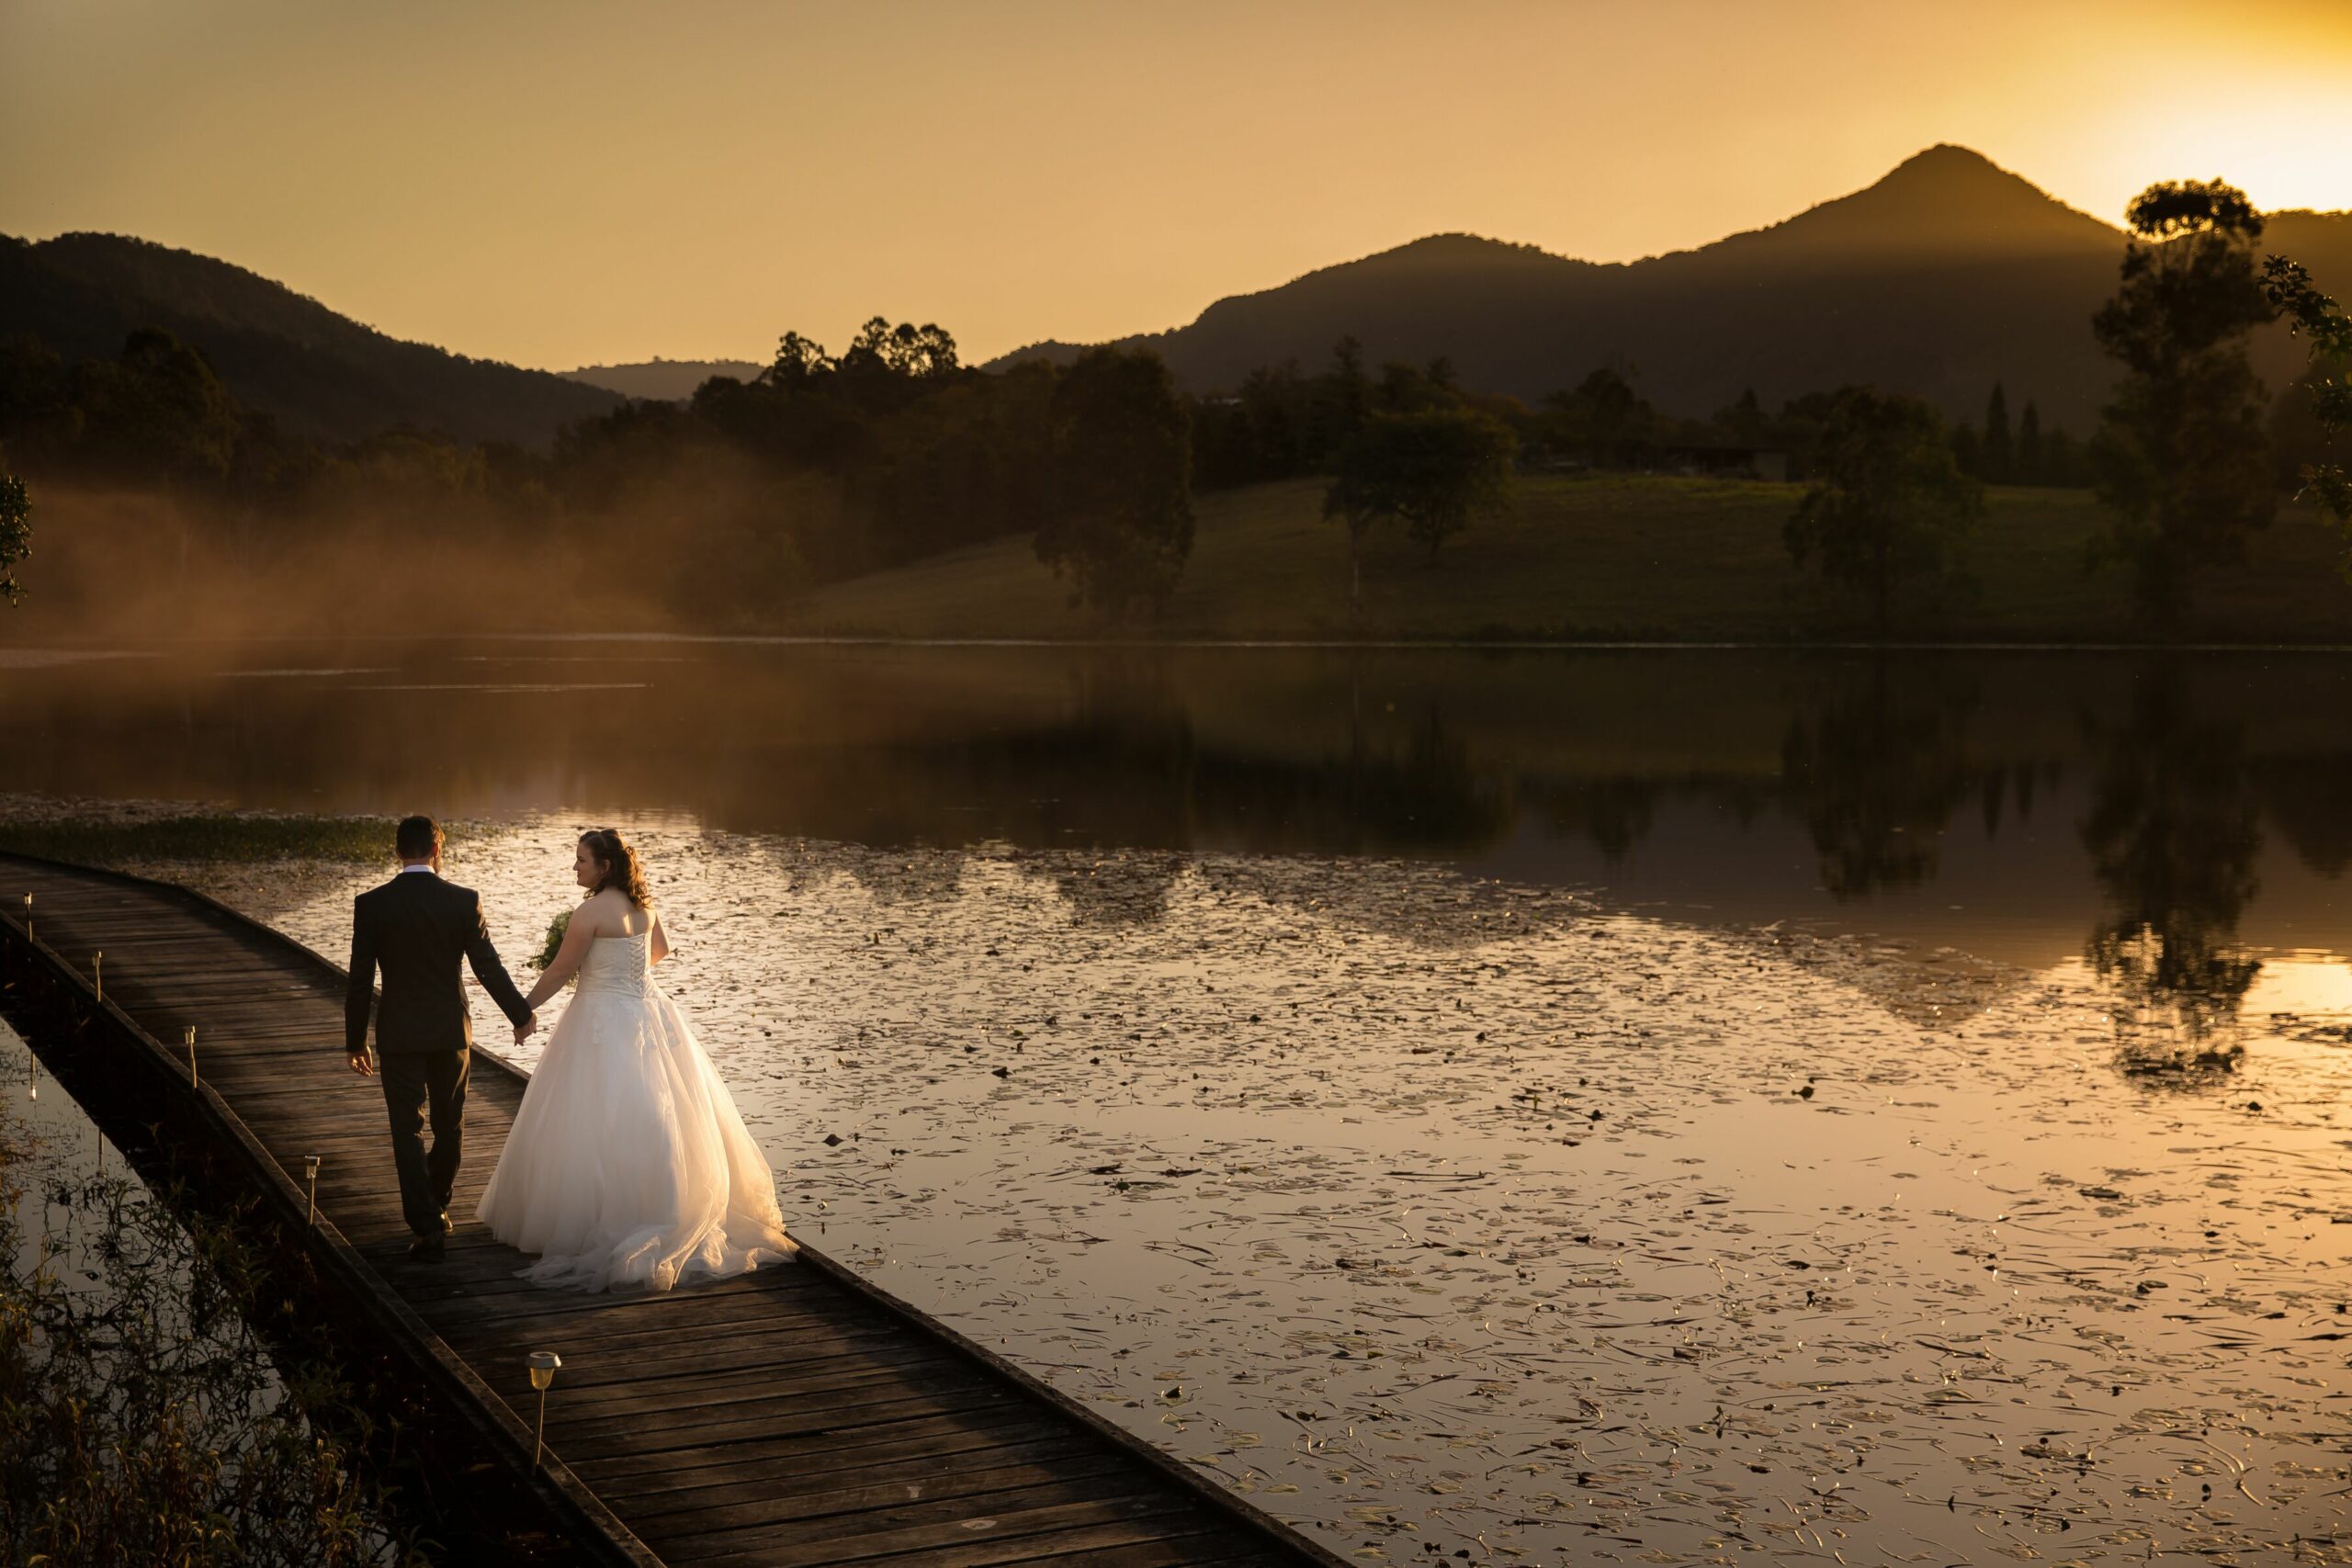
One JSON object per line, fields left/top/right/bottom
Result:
{"left": 303, "top": 1155, "right": 321, "bottom": 1225}
{"left": 92, "top": 951, "right": 102, "bottom": 1005}
{"left": 184, "top": 1025, "right": 198, "bottom": 1087}
{"left": 20, "top": 893, "right": 29, "bottom": 942}
{"left": 526, "top": 1352, "right": 562, "bottom": 1469}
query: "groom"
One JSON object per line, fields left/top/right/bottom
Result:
{"left": 345, "top": 816, "right": 537, "bottom": 1259}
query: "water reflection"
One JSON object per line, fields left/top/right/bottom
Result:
{"left": 2, "top": 637, "right": 2347, "bottom": 996}
{"left": 1779, "top": 658, "right": 1982, "bottom": 898}
{"left": 2080, "top": 660, "right": 2265, "bottom": 1064}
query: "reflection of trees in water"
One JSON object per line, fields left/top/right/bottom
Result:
{"left": 2252, "top": 755, "right": 2352, "bottom": 878}
{"left": 838, "top": 847, "right": 968, "bottom": 906}
{"left": 2079, "top": 661, "right": 2262, "bottom": 1065}
{"left": 1779, "top": 660, "right": 1984, "bottom": 899}
{"left": 1202, "top": 705, "right": 1509, "bottom": 857}
{"left": 1530, "top": 776, "right": 1658, "bottom": 863}
{"left": 1046, "top": 852, "right": 1187, "bottom": 929}
{"left": 707, "top": 684, "right": 1510, "bottom": 865}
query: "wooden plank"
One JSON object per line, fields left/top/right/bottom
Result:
{"left": 591, "top": 1427, "right": 1097, "bottom": 1508}
{"left": 683, "top": 1493, "right": 1210, "bottom": 1568}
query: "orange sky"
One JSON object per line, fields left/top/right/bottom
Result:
{"left": 4, "top": 0, "right": 2348, "bottom": 372}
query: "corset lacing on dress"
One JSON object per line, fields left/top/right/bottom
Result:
{"left": 574, "top": 931, "right": 653, "bottom": 998}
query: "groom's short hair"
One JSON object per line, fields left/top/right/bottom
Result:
{"left": 395, "top": 815, "right": 441, "bottom": 860}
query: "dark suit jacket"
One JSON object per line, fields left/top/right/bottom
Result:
{"left": 345, "top": 870, "right": 532, "bottom": 1056}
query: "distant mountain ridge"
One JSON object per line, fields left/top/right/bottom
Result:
{"left": 985, "top": 145, "right": 2352, "bottom": 427}
{"left": 0, "top": 232, "right": 621, "bottom": 447}
{"left": 6, "top": 146, "right": 2346, "bottom": 445}
{"left": 560, "top": 358, "right": 765, "bottom": 400}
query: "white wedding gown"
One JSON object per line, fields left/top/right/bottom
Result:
{"left": 477, "top": 931, "right": 798, "bottom": 1292}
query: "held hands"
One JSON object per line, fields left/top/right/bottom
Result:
{"left": 514, "top": 1010, "right": 540, "bottom": 1048}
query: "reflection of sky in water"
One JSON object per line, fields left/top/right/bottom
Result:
{"left": 82, "top": 816, "right": 2344, "bottom": 1566}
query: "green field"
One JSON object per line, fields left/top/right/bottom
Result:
{"left": 773, "top": 474, "right": 2352, "bottom": 643}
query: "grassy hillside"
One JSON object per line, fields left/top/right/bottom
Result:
{"left": 774, "top": 473, "right": 2352, "bottom": 644}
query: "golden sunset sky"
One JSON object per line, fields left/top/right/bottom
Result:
{"left": 4, "top": 0, "right": 2347, "bottom": 372}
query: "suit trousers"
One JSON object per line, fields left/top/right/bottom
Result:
{"left": 379, "top": 1047, "right": 469, "bottom": 1236}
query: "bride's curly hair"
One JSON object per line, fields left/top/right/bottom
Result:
{"left": 579, "top": 828, "right": 651, "bottom": 908}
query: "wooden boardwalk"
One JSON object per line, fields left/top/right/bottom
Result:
{"left": 0, "top": 852, "right": 1342, "bottom": 1568}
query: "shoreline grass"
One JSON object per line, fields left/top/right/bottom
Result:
{"left": 771, "top": 474, "right": 2352, "bottom": 645}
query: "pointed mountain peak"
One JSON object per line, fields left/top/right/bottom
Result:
{"left": 1700, "top": 143, "right": 2122, "bottom": 263}
{"left": 1878, "top": 143, "right": 2017, "bottom": 186}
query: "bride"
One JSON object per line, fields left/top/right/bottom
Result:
{"left": 477, "top": 828, "right": 798, "bottom": 1292}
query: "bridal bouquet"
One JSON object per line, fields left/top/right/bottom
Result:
{"left": 531, "top": 908, "right": 570, "bottom": 972}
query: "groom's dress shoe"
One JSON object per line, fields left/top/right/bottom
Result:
{"left": 407, "top": 1232, "right": 447, "bottom": 1260}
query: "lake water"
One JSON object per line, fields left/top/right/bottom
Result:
{"left": 5, "top": 639, "right": 2351, "bottom": 1564}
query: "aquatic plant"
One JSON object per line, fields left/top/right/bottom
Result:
{"left": 0, "top": 1102, "right": 405, "bottom": 1564}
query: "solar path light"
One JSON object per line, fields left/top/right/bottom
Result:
{"left": 304, "top": 1156, "right": 322, "bottom": 1225}
{"left": 527, "top": 1352, "right": 562, "bottom": 1468}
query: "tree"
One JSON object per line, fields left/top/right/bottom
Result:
{"left": 1783, "top": 386, "right": 1982, "bottom": 637}
{"left": 766, "top": 331, "right": 836, "bottom": 384}
{"left": 1035, "top": 347, "right": 1194, "bottom": 620}
{"left": 1322, "top": 408, "right": 1516, "bottom": 612}
{"left": 1310, "top": 337, "right": 1372, "bottom": 463}
{"left": 0, "top": 464, "right": 28, "bottom": 605}
{"left": 1983, "top": 382, "right": 2012, "bottom": 483}
{"left": 1951, "top": 420, "right": 1981, "bottom": 478}
{"left": 2089, "top": 180, "right": 2278, "bottom": 630}
{"left": 2259, "top": 254, "right": 2352, "bottom": 537}
{"left": 2018, "top": 399, "right": 2042, "bottom": 484}
{"left": 1542, "top": 367, "right": 1653, "bottom": 468}
{"left": 1713, "top": 387, "right": 1767, "bottom": 446}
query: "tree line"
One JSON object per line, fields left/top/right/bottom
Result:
{"left": 1784, "top": 178, "right": 2350, "bottom": 636}
{"left": 1, "top": 177, "right": 2346, "bottom": 633}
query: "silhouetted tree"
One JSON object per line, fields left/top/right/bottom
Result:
{"left": 1784, "top": 386, "right": 1982, "bottom": 636}
{"left": 1035, "top": 347, "right": 1193, "bottom": 619}
{"left": 1311, "top": 337, "right": 1373, "bottom": 459}
{"left": 766, "top": 331, "right": 836, "bottom": 384}
{"left": 1983, "top": 382, "right": 2012, "bottom": 483}
{"left": 1713, "top": 387, "right": 1767, "bottom": 446}
{"left": 1951, "top": 420, "right": 1981, "bottom": 479}
{"left": 1322, "top": 408, "right": 1515, "bottom": 610}
{"left": 1542, "top": 367, "right": 1654, "bottom": 468}
{"left": 2017, "top": 399, "right": 2042, "bottom": 483}
{"left": 2259, "top": 254, "right": 2352, "bottom": 536}
{"left": 2090, "top": 180, "right": 2277, "bottom": 630}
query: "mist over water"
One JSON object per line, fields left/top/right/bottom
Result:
{"left": 5, "top": 638, "right": 2350, "bottom": 1562}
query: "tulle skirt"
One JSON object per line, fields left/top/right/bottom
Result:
{"left": 476, "top": 980, "right": 798, "bottom": 1292}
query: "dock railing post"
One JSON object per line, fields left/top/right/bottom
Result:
{"left": 184, "top": 1025, "right": 198, "bottom": 1087}
{"left": 20, "top": 893, "right": 28, "bottom": 942}
{"left": 93, "top": 950, "right": 102, "bottom": 1005}
{"left": 527, "top": 1352, "right": 562, "bottom": 1469}
{"left": 304, "top": 1155, "right": 321, "bottom": 1226}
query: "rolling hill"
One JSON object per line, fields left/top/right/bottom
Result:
{"left": 0, "top": 232, "right": 623, "bottom": 447}
{"left": 561, "top": 357, "right": 764, "bottom": 400}
{"left": 985, "top": 145, "right": 2352, "bottom": 428}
